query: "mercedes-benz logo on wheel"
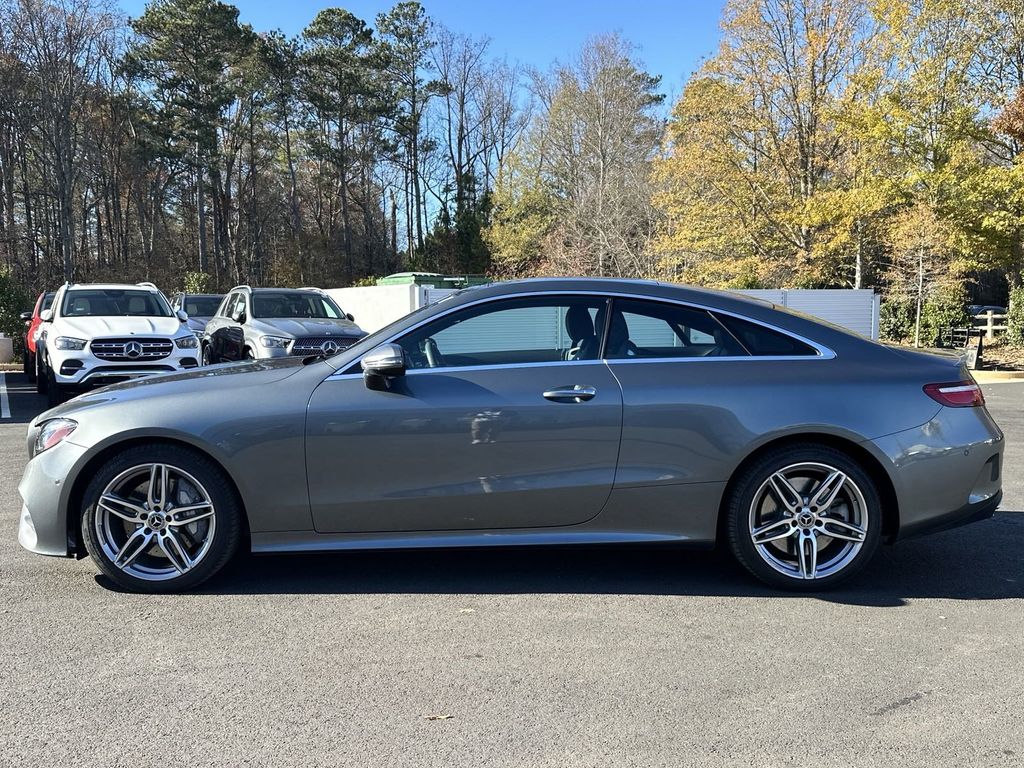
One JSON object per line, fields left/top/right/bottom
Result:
{"left": 320, "top": 340, "right": 339, "bottom": 355}
{"left": 124, "top": 341, "right": 143, "bottom": 359}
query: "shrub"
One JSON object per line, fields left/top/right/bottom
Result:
{"left": 879, "top": 294, "right": 915, "bottom": 343}
{"left": 0, "top": 270, "right": 30, "bottom": 355}
{"left": 921, "top": 283, "right": 970, "bottom": 347}
{"left": 1007, "top": 285, "right": 1024, "bottom": 347}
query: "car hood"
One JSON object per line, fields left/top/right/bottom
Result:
{"left": 55, "top": 315, "right": 187, "bottom": 338}
{"left": 250, "top": 317, "right": 363, "bottom": 338}
{"left": 36, "top": 357, "right": 314, "bottom": 426}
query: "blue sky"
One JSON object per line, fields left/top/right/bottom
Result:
{"left": 119, "top": 0, "right": 727, "bottom": 101}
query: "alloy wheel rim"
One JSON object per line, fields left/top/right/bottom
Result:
{"left": 748, "top": 461, "right": 868, "bottom": 581}
{"left": 94, "top": 463, "right": 216, "bottom": 582}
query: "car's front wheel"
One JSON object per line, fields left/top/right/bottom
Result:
{"left": 201, "top": 343, "right": 214, "bottom": 366}
{"left": 726, "top": 444, "right": 882, "bottom": 590}
{"left": 35, "top": 353, "right": 47, "bottom": 394}
{"left": 80, "top": 445, "right": 243, "bottom": 592}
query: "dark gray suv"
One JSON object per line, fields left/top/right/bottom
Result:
{"left": 202, "top": 286, "right": 365, "bottom": 363}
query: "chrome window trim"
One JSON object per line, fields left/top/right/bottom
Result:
{"left": 325, "top": 290, "right": 836, "bottom": 380}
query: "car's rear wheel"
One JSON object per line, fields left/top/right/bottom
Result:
{"left": 726, "top": 444, "right": 882, "bottom": 590}
{"left": 23, "top": 348, "right": 33, "bottom": 380}
{"left": 80, "top": 445, "right": 243, "bottom": 593}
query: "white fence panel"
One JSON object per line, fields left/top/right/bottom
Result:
{"left": 737, "top": 288, "right": 879, "bottom": 340}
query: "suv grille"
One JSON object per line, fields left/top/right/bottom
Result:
{"left": 291, "top": 336, "right": 359, "bottom": 356}
{"left": 91, "top": 337, "right": 173, "bottom": 362}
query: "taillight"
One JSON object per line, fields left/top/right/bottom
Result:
{"left": 923, "top": 380, "right": 985, "bottom": 408}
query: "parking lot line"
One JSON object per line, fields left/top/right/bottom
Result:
{"left": 0, "top": 373, "right": 9, "bottom": 418}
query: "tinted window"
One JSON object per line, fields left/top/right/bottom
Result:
{"left": 606, "top": 299, "right": 747, "bottom": 359}
{"left": 184, "top": 296, "right": 223, "bottom": 317}
{"left": 399, "top": 296, "right": 606, "bottom": 368}
{"left": 715, "top": 314, "right": 819, "bottom": 356}
{"left": 41, "top": 292, "right": 55, "bottom": 311}
{"left": 61, "top": 289, "right": 171, "bottom": 318}
{"left": 221, "top": 292, "right": 240, "bottom": 318}
{"left": 252, "top": 292, "right": 342, "bottom": 319}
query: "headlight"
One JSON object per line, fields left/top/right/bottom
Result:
{"left": 175, "top": 335, "right": 198, "bottom": 349}
{"left": 259, "top": 335, "right": 292, "bottom": 349}
{"left": 53, "top": 336, "right": 86, "bottom": 351}
{"left": 34, "top": 418, "right": 77, "bottom": 454}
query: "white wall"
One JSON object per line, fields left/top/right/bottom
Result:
{"left": 739, "top": 288, "right": 880, "bottom": 339}
{"left": 324, "top": 284, "right": 881, "bottom": 340}
{"left": 323, "top": 284, "right": 419, "bottom": 333}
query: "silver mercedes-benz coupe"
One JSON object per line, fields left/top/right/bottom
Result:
{"left": 18, "top": 278, "right": 1004, "bottom": 593}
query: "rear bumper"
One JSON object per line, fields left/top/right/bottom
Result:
{"left": 897, "top": 489, "right": 1001, "bottom": 540}
{"left": 870, "top": 405, "right": 1004, "bottom": 540}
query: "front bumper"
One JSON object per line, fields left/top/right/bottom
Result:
{"left": 50, "top": 353, "right": 199, "bottom": 387}
{"left": 17, "top": 439, "right": 89, "bottom": 557}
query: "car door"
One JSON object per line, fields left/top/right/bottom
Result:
{"left": 305, "top": 294, "right": 623, "bottom": 533}
{"left": 210, "top": 292, "right": 246, "bottom": 362}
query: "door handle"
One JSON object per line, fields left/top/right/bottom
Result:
{"left": 543, "top": 385, "right": 597, "bottom": 402}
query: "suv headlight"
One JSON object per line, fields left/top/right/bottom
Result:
{"left": 175, "top": 335, "right": 199, "bottom": 349}
{"left": 53, "top": 336, "right": 86, "bottom": 351}
{"left": 260, "top": 335, "right": 292, "bottom": 349}
{"left": 34, "top": 418, "right": 77, "bottom": 455}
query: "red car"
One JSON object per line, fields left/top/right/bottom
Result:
{"left": 20, "top": 290, "right": 54, "bottom": 382}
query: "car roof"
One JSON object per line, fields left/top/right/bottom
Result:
{"left": 64, "top": 283, "right": 161, "bottom": 292}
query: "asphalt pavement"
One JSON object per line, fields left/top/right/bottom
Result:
{"left": 1, "top": 372, "right": 1022, "bottom": 767}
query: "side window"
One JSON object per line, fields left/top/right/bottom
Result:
{"left": 221, "top": 293, "right": 240, "bottom": 318}
{"left": 607, "top": 299, "right": 747, "bottom": 359}
{"left": 398, "top": 296, "right": 607, "bottom": 369}
{"left": 714, "top": 314, "right": 819, "bottom": 356}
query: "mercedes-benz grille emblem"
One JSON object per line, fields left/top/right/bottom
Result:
{"left": 124, "top": 341, "right": 144, "bottom": 359}
{"left": 320, "top": 340, "right": 339, "bottom": 355}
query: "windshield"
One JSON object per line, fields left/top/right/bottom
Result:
{"left": 62, "top": 289, "right": 173, "bottom": 318}
{"left": 184, "top": 296, "right": 223, "bottom": 317}
{"left": 252, "top": 292, "right": 345, "bottom": 319}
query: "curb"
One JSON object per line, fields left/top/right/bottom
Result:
{"left": 974, "top": 370, "right": 1024, "bottom": 382}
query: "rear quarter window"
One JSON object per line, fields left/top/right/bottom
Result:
{"left": 715, "top": 314, "right": 819, "bottom": 356}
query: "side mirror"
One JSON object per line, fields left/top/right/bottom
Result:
{"left": 39, "top": 309, "right": 53, "bottom": 322}
{"left": 230, "top": 307, "right": 246, "bottom": 324}
{"left": 176, "top": 309, "right": 189, "bottom": 323}
{"left": 20, "top": 311, "right": 32, "bottom": 323}
{"left": 346, "top": 312, "right": 355, "bottom": 321}
{"left": 361, "top": 343, "right": 406, "bottom": 389}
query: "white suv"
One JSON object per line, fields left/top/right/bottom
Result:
{"left": 38, "top": 282, "right": 201, "bottom": 405}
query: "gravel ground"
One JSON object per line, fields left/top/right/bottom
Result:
{"left": 1, "top": 372, "right": 1022, "bottom": 768}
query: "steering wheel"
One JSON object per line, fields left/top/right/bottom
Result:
{"left": 422, "top": 338, "right": 445, "bottom": 368}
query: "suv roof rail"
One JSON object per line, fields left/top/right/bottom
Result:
{"left": 228, "top": 284, "right": 252, "bottom": 293}
{"left": 298, "top": 286, "right": 325, "bottom": 292}
{"left": 136, "top": 281, "right": 159, "bottom": 290}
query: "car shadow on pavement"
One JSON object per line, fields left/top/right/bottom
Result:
{"left": 94, "top": 510, "right": 1024, "bottom": 606}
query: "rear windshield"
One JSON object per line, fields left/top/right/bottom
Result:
{"left": 252, "top": 292, "right": 344, "bottom": 319}
{"left": 62, "top": 289, "right": 172, "bottom": 318}
{"left": 184, "top": 296, "right": 223, "bottom": 317}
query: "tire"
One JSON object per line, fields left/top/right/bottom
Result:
{"left": 36, "top": 354, "right": 47, "bottom": 394}
{"left": 80, "top": 444, "right": 243, "bottom": 593}
{"left": 726, "top": 443, "right": 882, "bottom": 590}
{"left": 24, "top": 350, "right": 35, "bottom": 381}
{"left": 201, "top": 343, "right": 213, "bottom": 366}
{"left": 45, "top": 364, "right": 66, "bottom": 408}
{"left": 243, "top": 347, "right": 255, "bottom": 361}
